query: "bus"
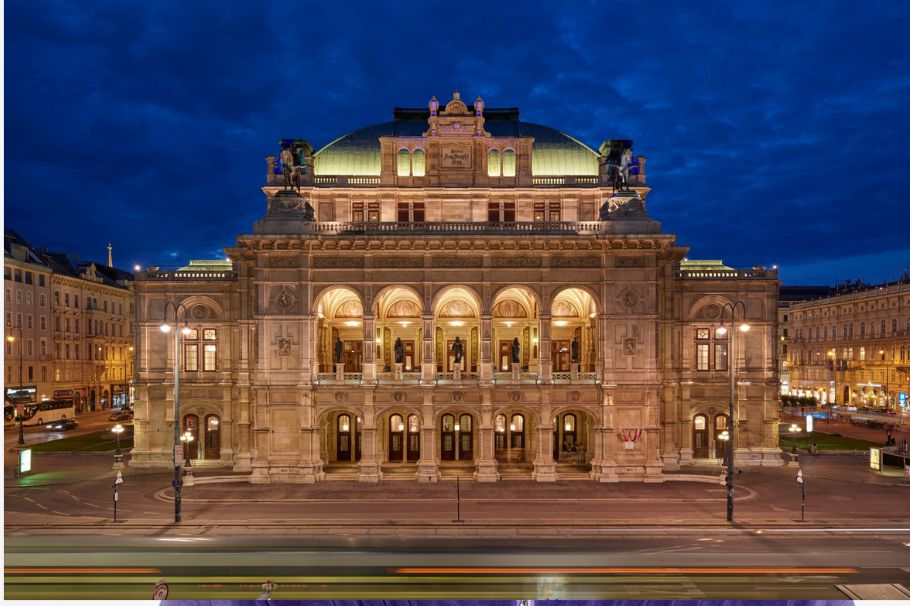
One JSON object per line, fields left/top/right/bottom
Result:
{"left": 16, "top": 400, "right": 76, "bottom": 426}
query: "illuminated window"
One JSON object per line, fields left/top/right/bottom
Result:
{"left": 487, "top": 149, "right": 501, "bottom": 176}
{"left": 697, "top": 344, "right": 709, "bottom": 370}
{"left": 715, "top": 343, "right": 728, "bottom": 371}
{"left": 412, "top": 149, "right": 425, "bottom": 177}
{"left": 203, "top": 344, "right": 216, "bottom": 371}
{"left": 696, "top": 328, "right": 710, "bottom": 340}
{"left": 397, "top": 149, "right": 410, "bottom": 176}
{"left": 502, "top": 149, "right": 516, "bottom": 176}
{"left": 203, "top": 329, "right": 216, "bottom": 340}
{"left": 487, "top": 201, "right": 515, "bottom": 222}
{"left": 352, "top": 202, "right": 364, "bottom": 222}
{"left": 860, "top": 347, "right": 865, "bottom": 361}
{"left": 694, "top": 415, "right": 706, "bottom": 430}
{"left": 185, "top": 344, "right": 198, "bottom": 371}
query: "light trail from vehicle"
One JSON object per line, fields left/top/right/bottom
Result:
{"left": 394, "top": 566, "right": 858, "bottom": 575}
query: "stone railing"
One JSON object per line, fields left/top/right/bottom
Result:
{"left": 314, "top": 176, "right": 381, "bottom": 186}
{"left": 551, "top": 372, "right": 600, "bottom": 384}
{"left": 316, "top": 373, "right": 363, "bottom": 385}
{"left": 531, "top": 176, "right": 600, "bottom": 187}
{"left": 493, "top": 372, "right": 539, "bottom": 384}
{"left": 435, "top": 372, "right": 479, "bottom": 384}
{"left": 676, "top": 267, "right": 778, "bottom": 280}
{"left": 375, "top": 372, "right": 421, "bottom": 384}
{"left": 305, "top": 221, "right": 604, "bottom": 236}
{"left": 141, "top": 269, "right": 237, "bottom": 281}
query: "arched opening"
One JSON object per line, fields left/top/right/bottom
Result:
{"left": 492, "top": 287, "right": 539, "bottom": 373}
{"left": 433, "top": 287, "right": 481, "bottom": 374}
{"left": 375, "top": 286, "right": 423, "bottom": 373}
{"left": 397, "top": 148, "right": 410, "bottom": 177}
{"left": 388, "top": 413, "right": 405, "bottom": 462}
{"left": 440, "top": 412, "right": 474, "bottom": 461}
{"left": 843, "top": 385, "right": 850, "bottom": 406}
{"left": 487, "top": 149, "right": 501, "bottom": 177}
{"left": 494, "top": 411, "right": 529, "bottom": 463}
{"left": 182, "top": 413, "right": 199, "bottom": 461}
{"left": 552, "top": 410, "right": 593, "bottom": 465}
{"left": 204, "top": 414, "right": 220, "bottom": 460}
{"left": 407, "top": 413, "right": 420, "bottom": 460}
{"left": 692, "top": 413, "right": 708, "bottom": 458}
{"left": 412, "top": 149, "right": 425, "bottom": 177}
{"left": 314, "top": 287, "right": 364, "bottom": 373}
{"left": 551, "top": 288, "right": 598, "bottom": 373}
{"left": 335, "top": 412, "right": 362, "bottom": 463}
{"left": 502, "top": 148, "right": 516, "bottom": 177}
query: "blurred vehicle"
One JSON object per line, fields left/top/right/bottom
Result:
{"left": 46, "top": 418, "right": 78, "bottom": 431}
{"left": 109, "top": 410, "right": 133, "bottom": 421}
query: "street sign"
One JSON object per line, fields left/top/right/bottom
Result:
{"left": 870, "top": 448, "right": 881, "bottom": 471}
{"left": 18, "top": 449, "right": 32, "bottom": 474}
{"left": 796, "top": 469, "right": 804, "bottom": 484}
{"left": 900, "top": 392, "right": 907, "bottom": 407}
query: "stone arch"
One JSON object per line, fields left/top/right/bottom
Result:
{"left": 491, "top": 284, "right": 543, "bottom": 316}
{"left": 179, "top": 294, "right": 226, "bottom": 321}
{"left": 431, "top": 285, "right": 482, "bottom": 317}
{"left": 373, "top": 285, "right": 425, "bottom": 317}
{"left": 313, "top": 285, "right": 365, "bottom": 318}
{"left": 687, "top": 295, "right": 736, "bottom": 322}
{"left": 549, "top": 285, "right": 600, "bottom": 316}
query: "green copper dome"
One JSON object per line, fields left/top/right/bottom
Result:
{"left": 313, "top": 111, "right": 600, "bottom": 177}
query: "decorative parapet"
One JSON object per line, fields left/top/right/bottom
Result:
{"left": 140, "top": 269, "right": 238, "bottom": 281}
{"left": 676, "top": 267, "right": 778, "bottom": 280}
{"left": 302, "top": 221, "right": 605, "bottom": 236}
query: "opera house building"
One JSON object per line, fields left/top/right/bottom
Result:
{"left": 131, "top": 92, "right": 781, "bottom": 483}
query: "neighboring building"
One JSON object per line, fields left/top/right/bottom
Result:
{"left": 4, "top": 231, "right": 54, "bottom": 411}
{"left": 3, "top": 229, "right": 135, "bottom": 415}
{"left": 778, "top": 286, "right": 834, "bottom": 396}
{"left": 39, "top": 251, "right": 135, "bottom": 412}
{"left": 132, "top": 92, "right": 781, "bottom": 483}
{"left": 788, "top": 278, "right": 910, "bottom": 410}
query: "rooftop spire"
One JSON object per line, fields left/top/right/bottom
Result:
{"left": 107, "top": 242, "right": 113, "bottom": 268}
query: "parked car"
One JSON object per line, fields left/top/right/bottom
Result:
{"left": 46, "top": 418, "right": 78, "bottom": 431}
{"left": 109, "top": 410, "right": 133, "bottom": 421}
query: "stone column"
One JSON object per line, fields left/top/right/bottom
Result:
{"left": 362, "top": 314, "right": 376, "bottom": 383}
{"left": 421, "top": 314, "right": 435, "bottom": 385}
{"left": 589, "top": 388, "right": 618, "bottom": 482}
{"left": 356, "top": 395, "right": 383, "bottom": 482}
{"left": 480, "top": 314, "right": 493, "bottom": 384}
{"left": 538, "top": 312, "right": 552, "bottom": 384}
{"left": 533, "top": 391, "right": 557, "bottom": 481}
{"left": 417, "top": 392, "right": 439, "bottom": 481}
{"left": 474, "top": 392, "right": 499, "bottom": 481}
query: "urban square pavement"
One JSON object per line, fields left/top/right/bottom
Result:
{"left": 6, "top": 415, "right": 910, "bottom": 538}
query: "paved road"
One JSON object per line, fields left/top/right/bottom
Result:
{"left": 3, "top": 410, "right": 125, "bottom": 450}
{"left": 6, "top": 532, "right": 910, "bottom": 599}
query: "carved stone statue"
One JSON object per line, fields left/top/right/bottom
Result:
{"left": 571, "top": 337, "right": 580, "bottom": 363}
{"left": 334, "top": 337, "right": 344, "bottom": 364}
{"left": 452, "top": 336, "right": 464, "bottom": 364}
{"left": 280, "top": 147, "right": 298, "bottom": 192}
{"left": 394, "top": 337, "right": 404, "bottom": 364}
{"left": 511, "top": 337, "right": 520, "bottom": 364}
{"left": 429, "top": 96, "right": 439, "bottom": 116}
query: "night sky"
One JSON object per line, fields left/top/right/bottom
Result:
{"left": 6, "top": 2, "right": 910, "bottom": 285}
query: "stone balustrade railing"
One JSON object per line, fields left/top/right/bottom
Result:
{"left": 306, "top": 220, "right": 604, "bottom": 236}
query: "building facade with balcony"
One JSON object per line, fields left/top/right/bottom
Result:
{"left": 131, "top": 92, "right": 781, "bottom": 482}
{"left": 788, "top": 278, "right": 910, "bottom": 410}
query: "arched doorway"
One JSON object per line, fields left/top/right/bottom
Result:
{"left": 388, "top": 413, "right": 405, "bottom": 462}
{"left": 314, "top": 288, "right": 364, "bottom": 373}
{"left": 182, "top": 414, "right": 199, "bottom": 460}
{"left": 407, "top": 414, "right": 420, "bottom": 460}
{"left": 692, "top": 414, "right": 708, "bottom": 458}
{"left": 335, "top": 413, "right": 362, "bottom": 462}
{"left": 204, "top": 414, "right": 220, "bottom": 460}
{"left": 843, "top": 385, "right": 850, "bottom": 406}
{"left": 553, "top": 410, "right": 592, "bottom": 463}
{"left": 495, "top": 412, "right": 527, "bottom": 463}
{"left": 440, "top": 412, "right": 474, "bottom": 461}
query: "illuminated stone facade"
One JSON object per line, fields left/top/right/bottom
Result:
{"left": 788, "top": 280, "right": 910, "bottom": 410}
{"left": 131, "top": 93, "right": 781, "bottom": 482}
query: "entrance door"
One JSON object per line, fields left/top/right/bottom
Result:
{"left": 458, "top": 414, "right": 473, "bottom": 460}
{"left": 407, "top": 414, "right": 420, "bottom": 460}
{"left": 343, "top": 341, "right": 363, "bottom": 372}
{"left": 389, "top": 414, "right": 404, "bottom": 462}
{"left": 495, "top": 414, "right": 508, "bottom": 461}
{"left": 498, "top": 341, "right": 512, "bottom": 371}
{"left": 182, "top": 414, "right": 199, "bottom": 460}
{"left": 204, "top": 414, "right": 220, "bottom": 460}
{"left": 693, "top": 414, "right": 708, "bottom": 458}
{"left": 714, "top": 414, "right": 729, "bottom": 462}
{"left": 402, "top": 340, "right": 416, "bottom": 371}
{"left": 441, "top": 414, "right": 456, "bottom": 461}
{"left": 551, "top": 341, "right": 571, "bottom": 372}
{"left": 336, "top": 414, "right": 362, "bottom": 462}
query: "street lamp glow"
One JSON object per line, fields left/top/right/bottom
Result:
{"left": 6, "top": 335, "right": 14, "bottom": 342}
{"left": 181, "top": 326, "right": 192, "bottom": 336}
{"left": 739, "top": 324, "right": 751, "bottom": 332}
{"left": 716, "top": 326, "right": 727, "bottom": 336}
{"left": 160, "top": 324, "right": 171, "bottom": 333}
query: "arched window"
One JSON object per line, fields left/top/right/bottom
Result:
{"left": 459, "top": 414, "right": 472, "bottom": 432}
{"left": 694, "top": 415, "right": 706, "bottom": 430}
{"left": 860, "top": 347, "right": 866, "bottom": 361}
{"left": 487, "top": 149, "right": 501, "bottom": 176}
{"left": 390, "top": 413, "right": 404, "bottom": 432}
{"left": 502, "top": 149, "right": 516, "bottom": 176}
{"left": 495, "top": 414, "right": 506, "bottom": 433}
{"left": 397, "top": 149, "right": 410, "bottom": 176}
{"left": 338, "top": 414, "right": 351, "bottom": 432}
{"left": 511, "top": 413, "right": 525, "bottom": 449}
{"left": 411, "top": 149, "right": 425, "bottom": 177}
{"left": 408, "top": 414, "right": 419, "bottom": 433}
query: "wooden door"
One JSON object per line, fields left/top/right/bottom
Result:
{"left": 182, "top": 414, "right": 199, "bottom": 460}
{"left": 551, "top": 340, "right": 570, "bottom": 372}
{"left": 498, "top": 341, "right": 512, "bottom": 371}
{"left": 440, "top": 414, "right": 455, "bottom": 461}
{"left": 389, "top": 414, "right": 404, "bottom": 462}
{"left": 337, "top": 414, "right": 353, "bottom": 461}
{"left": 343, "top": 341, "right": 363, "bottom": 372}
{"left": 692, "top": 414, "right": 708, "bottom": 458}
{"left": 459, "top": 414, "right": 473, "bottom": 460}
{"left": 407, "top": 415, "right": 420, "bottom": 460}
{"left": 204, "top": 414, "right": 220, "bottom": 460}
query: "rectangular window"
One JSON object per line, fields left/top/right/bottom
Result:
{"left": 16, "top": 291, "right": 22, "bottom": 304}
{"left": 64, "top": 293, "right": 69, "bottom": 307}
{"left": 74, "top": 295, "right": 79, "bottom": 309}
{"left": 4, "top": 288, "right": 9, "bottom": 302}
{"left": 28, "top": 366, "right": 33, "bottom": 381}
{"left": 25, "top": 292, "right": 32, "bottom": 305}
{"left": 39, "top": 294, "right": 45, "bottom": 307}
{"left": 26, "top": 315, "right": 32, "bottom": 329}
{"left": 367, "top": 202, "right": 380, "bottom": 222}
{"left": 41, "top": 367, "right": 47, "bottom": 381}
{"left": 203, "top": 329, "right": 216, "bottom": 340}
{"left": 549, "top": 201, "right": 561, "bottom": 222}
{"left": 696, "top": 328, "right": 710, "bottom": 340}
{"left": 534, "top": 202, "right": 545, "bottom": 222}
{"left": 38, "top": 275, "right": 45, "bottom": 287}
{"left": 397, "top": 202, "right": 409, "bottom": 223}
{"left": 27, "top": 340, "right": 33, "bottom": 356}
{"left": 487, "top": 201, "right": 516, "bottom": 222}
{"left": 185, "top": 344, "right": 198, "bottom": 371}
{"left": 5, "top": 312, "right": 10, "bottom": 327}
{"left": 14, "top": 269, "right": 22, "bottom": 282}
{"left": 54, "top": 291, "right": 59, "bottom": 305}
{"left": 413, "top": 202, "right": 425, "bottom": 222}
{"left": 697, "top": 344, "right": 709, "bottom": 370}
{"left": 352, "top": 202, "right": 364, "bottom": 222}
{"left": 715, "top": 343, "right": 728, "bottom": 371}
{"left": 203, "top": 344, "right": 216, "bottom": 371}
{"left": 40, "top": 339, "right": 46, "bottom": 355}
{"left": 25, "top": 272, "right": 33, "bottom": 285}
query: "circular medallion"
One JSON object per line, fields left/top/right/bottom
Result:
{"left": 273, "top": 287, "right": 296, "bottom": 311}
{"left": 619, "top": 288, "right": 639, "bottom": 309}
{"left": 334, "top": 392, "right": 346, "bottom": 402}
{"left": 451, "top": 391, "right": 464, "bottom": 402}
{"left": 393, "top": 392, "right": 406, "bottom": 402}
{"left": 509, "top": 391, "right": 522, "bottom": 402}
{"left": 704, "top": 304, "right": 720, "bottom": 319}
{"left": 192, "top": 304, "right": 209, "bottom": 319}
{"left": 568, "top": 391, "right": 581, "bottom": 402}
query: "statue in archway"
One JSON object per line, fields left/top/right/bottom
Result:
{"left": 334, "top": 337, "right": 344, "bottom": 364}
{"left": 511, "top": 337, "right": 521, "bottom": 364}
{"left": 394, "top": 337, "right": 404, "bottom": 364}
{"left": 452, "top": 336, "right": 464, "bottom": 364}
{"left": 571, "top": 336, "right": 580, "bottom": 363}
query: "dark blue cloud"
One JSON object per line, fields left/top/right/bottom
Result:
{"left": 7, "top": 1, "right": 910, "bottom": 284}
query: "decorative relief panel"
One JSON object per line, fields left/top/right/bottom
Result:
{"left": 277, "top": 338, "right": 292, "bottom": 356}
{"left": 313, "top": 256, "right": 364, "bottom": 269}
{"left": 432, "top": 255, "right": 483, "bottom": 268}
{"left": 493, "top": 299, "right": 527, "bottom": 318}
{"left": 374, "top": 256, "right": 424, "bottom": 268}
{"left": 622, "top": 337, "right": 637, "bottom": 356}
{"left": 551, "top": 255, "right": 600, "bottom": 268}
{"left": 617, "top": 288, "right": 640, "bottom": 311}
{"left": 269, "top": 256, "right": 299, "bottom": 268}
{"left": 191, "top": 304, "right": 213, "bottom": 320}
{"left": 615, "top": 256, "right": 646, "bottom": 268}
{"left": 492, "top": 256, "right": 541, "bottom": 268}
{"left": 270, "top": 287, "right": 298, "bottom": 314}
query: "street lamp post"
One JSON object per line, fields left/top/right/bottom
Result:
{"left": 112, "top": 423, "right": 125, "bottom": 454}
{"left": 716, "top": 301, "right": 750, "bottom": 523}
{"left": 7, "top": 324, "right": 24, "bottom": 445}
{"left": 160, "top": 302, "right": 190, "bottom": 523}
